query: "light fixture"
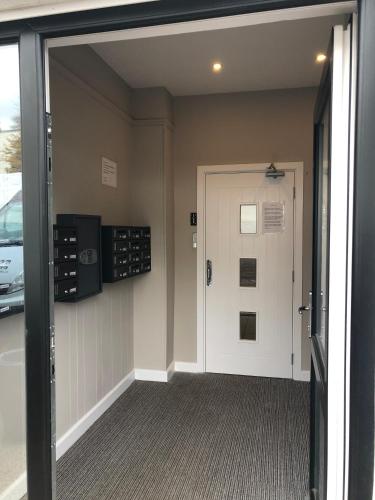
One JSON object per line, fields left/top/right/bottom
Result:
{"left": 212, "top": 62, "right": 223, "bottom": 73}
{"left": 316, "top": 53, "right": 327, "bottom": 63}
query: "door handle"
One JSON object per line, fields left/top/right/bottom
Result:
{"left": 298, "top": 305, "right": 310, "bottom": 314}
{"left": 207, "top": 259, "right": 213, "bottom": 286}
{"left": 299, "top": 291, "right": 313, "bottom": 338}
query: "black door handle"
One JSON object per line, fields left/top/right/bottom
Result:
{"left": 207, "top": 259, "right": 213, "bottom": 286}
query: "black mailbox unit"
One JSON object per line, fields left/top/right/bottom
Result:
{"left": 56, "top": 214, "right": 102, "bottom": 300}
{"left": 53, "top": 225, "right": 78, "bottom": 301}
{"left": 102, "top": 226, "right": 151, "bottom": 283}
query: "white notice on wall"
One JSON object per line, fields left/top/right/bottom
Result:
{"left": 102, "top": 157, "right": 117, "bottom": 188}
{"left": 262, "top": 202, "right": 285, "bottom": 233}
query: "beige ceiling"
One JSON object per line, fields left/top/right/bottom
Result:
{"left": 92, "top": 15, "right": 344, "bottom": 96}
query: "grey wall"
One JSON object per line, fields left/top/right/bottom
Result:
{"left": 173, "top": 88, "right": 317, "bottom": 371}
{"left": 130, "top": 88, "right": 175, "bottom": 371}
{"left": 51, "top": 48, "right": 175, "bottom": 376}
{"left": 50, "top": 48, "right": 134, "bottom": 438}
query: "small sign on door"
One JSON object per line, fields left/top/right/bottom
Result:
{"left": 262, "top": 202, "right": 285, "bottom": 233}
{"left": 102, "top": 157, "right": 117, "bottom": 188}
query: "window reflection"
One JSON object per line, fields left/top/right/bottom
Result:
{"left": 240, "top": 312, "right": 257, "bottom": 341}
{"left": 0, "top": 44, "right": 23, "bottom": 318}
{"left": 0, "top": 44, "right": 26, "bottom": 497}
{"left": 240, "top": 204, "right": 257, "bottom": 234}
{"left": 317, "top": 103, "right": 329, "bottom": 355}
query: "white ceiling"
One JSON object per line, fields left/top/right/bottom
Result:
{"left": 92, "top": 15, "right": 344, "bottom": 96}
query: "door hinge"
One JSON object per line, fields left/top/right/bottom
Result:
{"left": 291, "top": 353, "right": 294, "bottom": 365}
{"left": 292, "top": 270, "right": 295, "bottom": 282}
{"left": 293, "top": 186, "right": 296, "bottom": 199}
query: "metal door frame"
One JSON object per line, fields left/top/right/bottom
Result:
{"left": 0, "top": 1, "right": 373, "bottom": 499}
{"left": 310, "top": 43, "right": 332, "bottom": 496}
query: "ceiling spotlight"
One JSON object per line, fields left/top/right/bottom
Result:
{"left": 212, "top": 62, "right": 223, "bottom": 73}
{"left": 316, "top": 53, "right": 327, "bottom": 63}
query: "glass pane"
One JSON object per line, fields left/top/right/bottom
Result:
{"left": 240, "top": 312, "right": 256, "bottom": 341}
{"left": 240, "top": 204, "right": 257, "bottom": 234}
{"left": 240, "top": 258, "right": 256, "bottom": 287}
{"left": 316, "top": 100, "right": 330, "bottom": 360}
{"left": 0, "top": 44, "right": 27, "bottom": 495}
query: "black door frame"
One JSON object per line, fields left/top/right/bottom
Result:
{"left": 0, "top": 1, "right": 373, "bottom": 499}
{"left": 309, "top": 36, "right": 332, "bottom": 498}
{"left": 349, "top": 0, "right": 375, "bottom": 497}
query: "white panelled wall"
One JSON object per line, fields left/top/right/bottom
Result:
{"left": 55, "top": 281, "right": 134, "bottom": 439}
{"left": 49, "top": 46, "right": 175, "bottom": 451}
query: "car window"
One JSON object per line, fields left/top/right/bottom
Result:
{"left": 0, "top": 200, "right": 23, "bottom": 242}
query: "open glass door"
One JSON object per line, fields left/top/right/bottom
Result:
{"left": 310, "top": 53, "right": 330, "bottom": 497}
{"left": 308, "top": 19, "right": 356, "bottom": 500}
{"left": 0, "top": 30, "right": 56, "bottom": 500}
{"left": 0, "top": 42, "right": 27, "bottom": 498}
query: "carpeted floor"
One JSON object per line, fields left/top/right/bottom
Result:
{"left": 50, "top": 373, "right": 310, "bottom": 500}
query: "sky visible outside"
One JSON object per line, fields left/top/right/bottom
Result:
{"left": 0, "top": 44, "right": 20, "bottom": 131}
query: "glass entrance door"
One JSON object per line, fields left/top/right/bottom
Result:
{"left": 309, "top": 20, "right": 355, "bottom": 499}
{"left": 0, "top": 43, "right": 27, "bottom": 497}
{"left": 0, "top": 32, "right": 56, "bottom": 500}
{"left": 310, "top": 47, "right": 331, "bottom": 500}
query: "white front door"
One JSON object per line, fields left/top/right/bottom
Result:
{"left": 205, "top": 169, "right": 295, "bottom": 378}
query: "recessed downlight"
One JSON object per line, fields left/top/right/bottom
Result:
{"left": 316, "top": 53, "right": 327, "bottom": 63}
{"left": 212, "top": 62, "right": 223, "bottom": 73}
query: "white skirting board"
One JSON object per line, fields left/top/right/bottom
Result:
{"left": 294, "top": 370, "right": 311, "bottom": 382}
{"left": 56, "top": 370, "right": 135, "bottom": 459}
{"left": 0, "top": 370, "right": 136, "bottom": 500}
{"left": 0, "top": 473, "right": 27, "bottom": 500}
{"left": 134, "top": 361, "right": 175, "bottom": 383}
{"left": 174, "top": 361, "right": 201, "bottom": 373}
{"left": 1, "top": 362, "right": 307, "bottom": 500}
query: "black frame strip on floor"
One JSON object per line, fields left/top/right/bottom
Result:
{"left": 0, "top": 1, "right": 374, "bottom": 499}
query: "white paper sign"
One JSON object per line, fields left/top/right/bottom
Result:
{"left": 262, "top": 202, "right": 285, "bottom": 233}
{"left": 102, "top": 157, "right": 117, "bottom": 188}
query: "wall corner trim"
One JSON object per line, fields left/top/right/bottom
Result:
{"left": 167, "top": 361, "right": 175, "bottom": 381}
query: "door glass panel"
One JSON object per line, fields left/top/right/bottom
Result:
{"left": 0, "top": 44, "right": 27, "bottom": 495}
{"left": 240, "top": 204, "right": 257, "bottom": 234}
{"left": 316, "top": 101, "right": 330, "bottom": 359}
{"left": 240, "top": 258, "right": 256, "bottom": 287}
{"left": 240, "top": 312, "right": 256, "bottom": 341}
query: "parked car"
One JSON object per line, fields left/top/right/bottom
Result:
{"left": 0, "top": 190, "right": 24, "bottom": 316}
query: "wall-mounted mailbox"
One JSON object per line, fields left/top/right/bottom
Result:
{"left": 102, "top": 226, "right": 151, "bottom": 283}
{"left": 53, "top": 225, "right": 78, "bottom": 301}
{"left": 55, "top": 214, "right": 102, "bottom": 301}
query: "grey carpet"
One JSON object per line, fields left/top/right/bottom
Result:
{"left": 49, "top": 373, "right": 310, "bottom": 500}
